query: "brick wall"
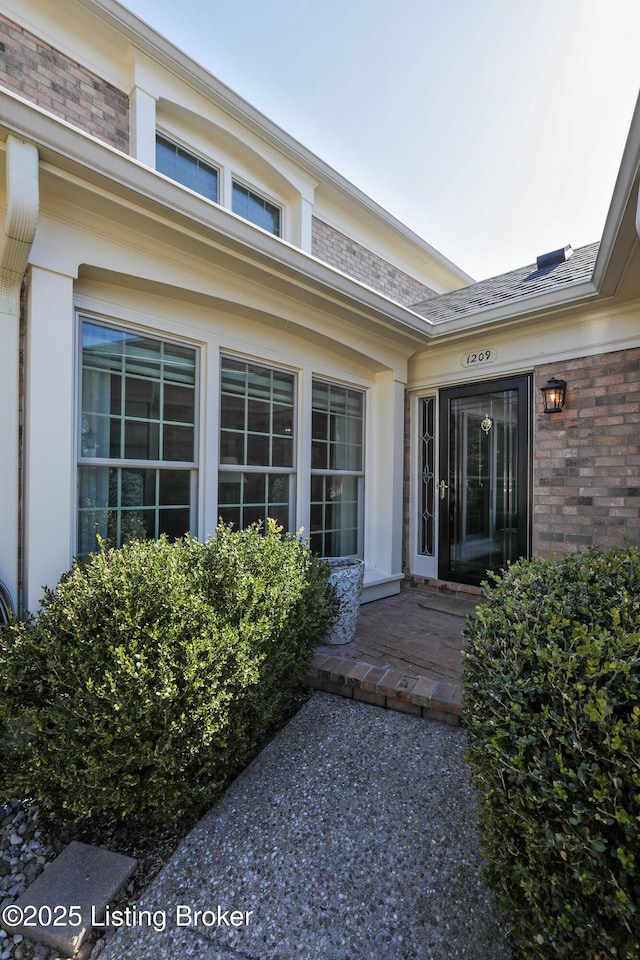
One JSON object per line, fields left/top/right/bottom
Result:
{"left": 312, "top": 218, "right": 437, "bottom": 305}
{"left": 0, "top": 14, "right": 129, "bottom": 152}
{"left": 533, "top": 346, "right": 640, "bottom": 555}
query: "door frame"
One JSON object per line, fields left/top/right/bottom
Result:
{"left": 437, "top": 374, "right": 531, "bottom": 585}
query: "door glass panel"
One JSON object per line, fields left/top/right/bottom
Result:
{"left": 419, "top": 396, "right": 436, "bottom": 557}
{"left": 447, "top": 388, "right": 520, "bottom": 580}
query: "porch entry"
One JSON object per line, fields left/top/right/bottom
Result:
{"left": 437, "top": 375, "right": 531, "bottom": 585}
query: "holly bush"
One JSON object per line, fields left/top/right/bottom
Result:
{"left": 0, "top": 522, "right": 337, "bottom": 835}
{"left": 463, "top": 546, "right": 640, "bottom": 959}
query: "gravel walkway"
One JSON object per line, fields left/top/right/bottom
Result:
{"left": 99, "top": 693, "right": 512, "bottom": 960}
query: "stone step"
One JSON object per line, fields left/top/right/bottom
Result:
{"left": 306, "top": 655, "right": 462, "bottom": 724}
{"left": 1, "top": 841, "right": 136, "bottom": 957}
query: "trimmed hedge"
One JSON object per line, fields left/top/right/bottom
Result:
{"left": 0, "top": 521, "right": 337, "bottom": 835}
{"left": 463, "top": 546, "right": 640, "bottom": 959}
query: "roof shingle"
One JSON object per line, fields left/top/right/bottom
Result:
{"left": 412, "top": 241, "right": 599, "bottom": 323}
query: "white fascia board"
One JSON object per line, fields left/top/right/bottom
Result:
{"left": 0, "top": 90, "right": 436, "bottom": 346}
{"left": 594, "top": 91, "right": 640, "bottom": 296}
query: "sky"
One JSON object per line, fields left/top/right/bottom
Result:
{"left": 122, "top": 0, "right": 640, "bottom": 281}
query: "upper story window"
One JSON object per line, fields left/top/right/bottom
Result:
{"left": 156, "top": 134, "right": 219, "bottom": 203}
{"left": 232, "top": 181, "right": 281, "bottom": 237}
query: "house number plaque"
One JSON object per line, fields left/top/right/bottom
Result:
{"left": 460, "top": 347, "right": 498, "bottom": 369}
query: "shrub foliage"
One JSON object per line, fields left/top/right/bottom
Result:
{"left": 463, "top": 546, "right": 640, "bottom": 959}
{"left": 0, "top": 522, "right": 337, "bottom": 834}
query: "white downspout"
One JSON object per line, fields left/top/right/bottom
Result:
{"left": 0, "top": 135, "right": 39, "bottom": 616}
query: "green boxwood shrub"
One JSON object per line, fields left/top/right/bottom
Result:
{"left": 0, "top": 521, "right": 337, "bottom": 835}
{"left": 463, "top": 546, "right": 640, "bottom": 959}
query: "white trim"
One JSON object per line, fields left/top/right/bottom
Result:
{"left": 409, "top": 393, "right": 438, "bottom": 580}
{"left": 0, "top": 136, "right": 39, "bottom": 610}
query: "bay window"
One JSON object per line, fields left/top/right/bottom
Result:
{"left": 78, "top": 320, "right": 197, "bottom": 555}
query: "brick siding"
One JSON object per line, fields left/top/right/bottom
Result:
{"left": 0, "top": 14, "right": 129, "bottom": 152}
{"left": 533, "top": 346, "right": 640, "bottom": 555}
{"left": 312, "top": 218, "right": 437, "bottom": 305}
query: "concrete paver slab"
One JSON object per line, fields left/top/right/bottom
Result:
{"left": 1, "top": 841, "right": 136, "bottom": 956}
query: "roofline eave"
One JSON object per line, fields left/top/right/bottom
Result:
{"left": 0, "top": 89, "right": 439, "bottom": 348}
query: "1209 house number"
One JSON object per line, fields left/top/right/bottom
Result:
{"left": 460, "top": 347, "right": 498, "bottom": 368}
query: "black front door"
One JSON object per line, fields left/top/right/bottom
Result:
{"left": 438, "top": 375, "right": 531, "bottom": 585}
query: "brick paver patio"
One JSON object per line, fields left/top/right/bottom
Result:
{"left": 307, "top": 589, "right": 476, "bottom": 724}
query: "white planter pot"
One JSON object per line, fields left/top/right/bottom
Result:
{"left": 325, "top": 558, "right": 365, "bottom": 645}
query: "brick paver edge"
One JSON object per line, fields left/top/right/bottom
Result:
{"left": 306, "top": 654, "right": 462, "bottom": 725}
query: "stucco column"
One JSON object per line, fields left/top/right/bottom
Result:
{"left": 23, "top": 267, "right": 75, "bottom": 612}
{"left": 0, "top": 135, "right": 39, "bottom": 614}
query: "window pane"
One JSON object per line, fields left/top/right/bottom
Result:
{"left": 216, "top": 471, "right": 290, "bottom": 532}
{"left": 272, "top": 436, "right": 293, "bottom": 468}
{"left": 125, "top": 420, "right": 160, "bottom": 460}
{"left": 247, "top": 434, "right": 270, "bottom": 466}
{"left": 81, "top": 322, "right": 196, "bottom": 464}
{"left": 218, "top": 471, "right": 242, "bottom": 505}
{"left": 156, "top": 135, "right": 218, "bottom": 203}
{"left": 273, "top": 404, "right": 294, "bottom": 436}
{"left": 232, "top": 181, "right": 281, "bottom": 237}
{"left": 220, "top": 357, "right": 295, "bottom": 469}
{"left": 123, "top": 335, "right": 161, "bottom": 377}
{"left": 125, "top": 377, "right": 160, "bottom": 419}
{"left": 164, "top": 384, "right": 195, "bottom": 423}
{"left": 163, "top": 423, "right": 194, "bottom": 462}
{"left": 220, "top": 394, "right": 245, "bottom": 431}
{"left": 156, "top": 136, "right": 177, "bottom": 180}
{"left": 159, "top": 507, "right": 191, "bottom": 541}
{"left": 220, "top": 431, "right": 244, "bottom": 464}
{"left": 247, "top": 398, "right": 270, "bottom": 433}
{"left": 159, "top": 471, "right": 191, "bottom": 506}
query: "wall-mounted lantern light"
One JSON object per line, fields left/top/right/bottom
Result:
{"left": 540, "top": 377, "right": 567, "bottom": 414}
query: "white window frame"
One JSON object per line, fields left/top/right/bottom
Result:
{"left": 410, "top": 392, "right": 439, "bottom": 579}
{"left": 76, "top": 315, "right": 199, "bottom": 555}
{"left": 309, "top": 377, "right": 365, "bottom": 559}
{"left": 218, "top": 354, "right": 297, "bottom": 532}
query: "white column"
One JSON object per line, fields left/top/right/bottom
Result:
{"left": 0, "top": 302, "right": 20, "bottom": 612}
{"left": 23, "top": 267, "right": 76, "bottom": 612}
{"left": 289, "top": 196, "right": 314, "bottom": 252}
{"left": 363, "top": 370, "right": 406, "bottom": 597}
{"left": 129, "top": 85, "right": 157, "bottom": 168}
{"left": 0, "top": 135, "right": 39, "bottom": 614}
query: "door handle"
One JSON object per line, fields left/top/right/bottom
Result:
{"left": 439, "top": 479, "right": 449, "bottom": 500}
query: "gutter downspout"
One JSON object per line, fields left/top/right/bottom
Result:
{"left": 0, "top": 135, "right": 39, "bottom": 617}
